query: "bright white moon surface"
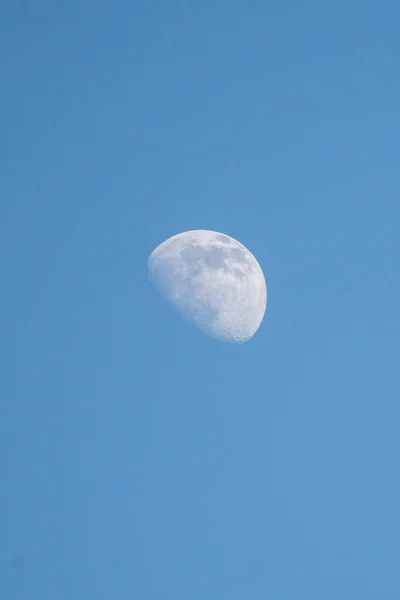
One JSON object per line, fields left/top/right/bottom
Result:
{"left": 148, "top": 230, "right": 267, "bottom": 343}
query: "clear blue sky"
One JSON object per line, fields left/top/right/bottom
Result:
{"left": 2, "top": 1, "right": 400, "bottom": 598}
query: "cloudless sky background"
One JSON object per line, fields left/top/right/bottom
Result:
{"left": 1, "top": 1, "right": 400, "bottom": 598}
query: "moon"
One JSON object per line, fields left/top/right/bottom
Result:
{"left": 148, "top": 230, "right": 267, "bottom": 343}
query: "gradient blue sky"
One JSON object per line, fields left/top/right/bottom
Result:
{"left": 2, "top": 1, "right": 400, "bottom": 598}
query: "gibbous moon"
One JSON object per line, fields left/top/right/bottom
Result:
{"left": 148, "top": 230, "right": 267, "bottom": 343}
